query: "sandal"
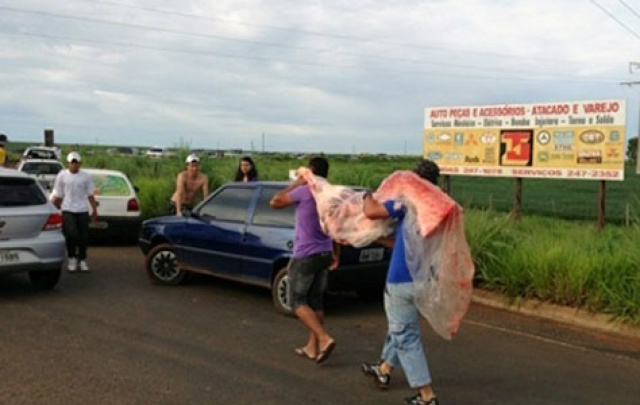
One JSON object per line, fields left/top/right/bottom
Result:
{"left": 315, "top": 340, "right": 336, "bottom": 364}
{"left": 294, "top": 347, "right": 316, "bottom": 361}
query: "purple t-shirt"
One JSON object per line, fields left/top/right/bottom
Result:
{"left": 289, "top": 185, "right": 332, "bottom": 259}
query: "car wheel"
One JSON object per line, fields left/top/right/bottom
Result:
{"left": 146, "top": 243, "right": 186, "bottom": 285}
{"left": 29, "top": 268, "right": 61, "bottom": 290}
{"left": 272, "top": 267, "right": 294, "bottom": 316}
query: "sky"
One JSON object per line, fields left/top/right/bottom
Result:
{"left": 1, "top": 0, "right": 639, "bottom": 154}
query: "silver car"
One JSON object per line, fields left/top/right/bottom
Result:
{"left": 0, "top": 168, "right": 65, "bottom": 289}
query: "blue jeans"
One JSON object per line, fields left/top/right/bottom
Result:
{"left": 381, "top": 282, "right": 432, "bottom": 388}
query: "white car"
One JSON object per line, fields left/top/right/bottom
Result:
{"left": 21, "top": 146, "right": 62, "bottom": 162}
{"left": 83, "top": 168, "right": 142, "bottom": 243}
{"left": 145, "top": 147, "right": 174, "bottom": 158}
{"left": 0, "top": 167, "right": 65, "bottom": 289}
{"left": 16, "top": 159, "right": 64, "bottom": 194}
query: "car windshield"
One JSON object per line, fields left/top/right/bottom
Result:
{"left": 25, "top": 149, "right": 57, "bottom": 160}
{"left": 21, "top": 162, "right": 62, "bottom": 176}
{"left": 0, "top": 177, "right": 47, "bottom": 206}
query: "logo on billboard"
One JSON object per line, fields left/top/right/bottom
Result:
{"left": 579, "top": 130, "right": 604, "bottom": 144}
{"left": 538, "top": 151, "right": 549, "bottom": 162}
{"left": 465, "top": 134, "right": 479, "bottom": 146}
{"left": 481, "top": 133, "right": 497, "bottom": 145}
{"left": 444, "top": 152, "right": 464, "bottom": 161}
{"left": 426, "top": 133, "right": 436, "bottom": 144}
{"left": 554, "top": 131, "right": 574, "bottom": 144}
{"left": 454, "top": 133, "right": 464, "bottom": 145}
{"left": 426, "top": 151, "right": 442, "bottom": 160}
{"left": 577, "top": 150, "right": 602, "bottom": 164}
{"left": 609, "top": 131, "right": 620, "bottom": 142}
{"left": 438, "top": 133, "right": 452, "bottom": 143}
{"left": 500, "top": 130, "right": 533, "bottom": 166}
{"left": 483, "top": 148, "right": 496, "bottom": 163}
{"left": 537, "top": 131, "right": 551, "bottom": 145}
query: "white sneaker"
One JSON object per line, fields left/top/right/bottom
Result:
{"left": 79, "top": 260, "right": 90, "bottom": 272}
{"left": 67, "top": 257, "right": 78, "bottom": 272}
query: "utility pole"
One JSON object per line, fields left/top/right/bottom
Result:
{"left": 262, "top": 132, "right": 265, "bottom": 153}
{"left": 620, "top": 61, "right": 640, "bottom": 174}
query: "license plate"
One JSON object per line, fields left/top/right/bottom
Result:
{"left": 89, "top": 221, "right": 108, "bottom": 229}
{"left": 0, "top": 250, "right": 20, "bottom": 264}
{"left": 359, "top": 247, "right": 384, "bottom": 263}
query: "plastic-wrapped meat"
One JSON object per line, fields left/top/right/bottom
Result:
{"left": 297, "top": 167, "right": 395, "bottom": 247}
{"left": 296, "top": 167, "right": 475, "bottom": 340}
{"left": 375, "top": 171, "right": 457, "bottom": 237}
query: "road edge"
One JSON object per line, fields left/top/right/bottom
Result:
{"left": 472, "top": 289, "right": 640, "bottom": 340}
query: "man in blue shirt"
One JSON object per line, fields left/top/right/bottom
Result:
{"left": 361, "top": 159, "right": 440, "bottom": 405}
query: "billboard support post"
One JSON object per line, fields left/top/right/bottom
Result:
{"left": 442, "top": 175, "right": 451, "bottom": 195}
{"left": 597, "top": 180, "right": 606, "bottom": 230}
{"left": 512, "top": 178, "right": 522, "bottom": 221}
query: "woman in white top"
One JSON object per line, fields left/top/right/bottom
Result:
{"left": 51, "top": 152, "right": 98, "bottom": 272}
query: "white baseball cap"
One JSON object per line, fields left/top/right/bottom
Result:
{"left": 185, "top": 154, "right": 200, "bottom": 163}
{"left": 67, "top": 151, "right": 81, "bottom": 163}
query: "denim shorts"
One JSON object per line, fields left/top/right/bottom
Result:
{"left": 288, "top": 251, "right": 332, "bottom": 311}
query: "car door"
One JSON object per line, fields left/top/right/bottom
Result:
{"left": 178, "top": 185, "right": 256, "bottom": 278}
{"left": 243, "top": 185, "right": 295, "bottom": 284}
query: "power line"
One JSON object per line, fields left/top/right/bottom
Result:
{"left": 30, "top": 0, "right": 598, "bottom": 66}
{"left": 618, "top": 0, "right": 640, "bottom": 20}
{"left": 0, "top": 29, "right": 623, "bottom": 84}
{"left": 590, "top": 0, "right": 640, "bottom": 40}
{"left": 0, "top": 4, "right": 625, "bottom": 82}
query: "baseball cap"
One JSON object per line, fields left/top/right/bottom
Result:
{"left": 67, "top": 151, "right": 82, "bottom": 163}
{"left": 185, "top": 154, "right": 200, "bottom": 164}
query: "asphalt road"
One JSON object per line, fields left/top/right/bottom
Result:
{"left": 1, "top": 246, "right": 639, "bottom": 405}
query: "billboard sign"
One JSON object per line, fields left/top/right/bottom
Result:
{"left": 424, "top": 99, "right": 626, "bottom": 181}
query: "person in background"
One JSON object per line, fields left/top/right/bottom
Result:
{"left": 51, "top": 151, "right": 98, "bottom": 273}
{"left": 0, "top": 133, "right": 7, "bottom": 167}
{"left": 234, "top": 156, "right": 259, "bottom": 182}
{"left": 360, "top": 159, "right": 441, "bottom": 405}
{"left": 270, "top": 156, "right": 339, "bottom": 364}
{"left": 170, "top": 154, "right": 209, "bottom": 216}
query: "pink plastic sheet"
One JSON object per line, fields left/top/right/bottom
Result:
{"left": 298, "top": 168, "right": 475, "bottom": 340}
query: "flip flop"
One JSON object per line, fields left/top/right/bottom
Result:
{"left": 294, "top": 347, "right": 316, "bottom": 361}
{"left": 315, "top": 340, "right": 336, "bottom": 364}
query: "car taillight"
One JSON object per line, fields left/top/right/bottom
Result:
{"left": 127, "top": 198, "right": 140, "bottom": 212}
{"left": 43, "top": 213, "right": 63, "bottom": 231}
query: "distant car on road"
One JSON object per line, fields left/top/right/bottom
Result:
{"left": 0, "top": 167, "right": 65, "bottom": 289}
{"left": 16, "top": 159, "right": 64, "bottom": 195}
{"left": 83, "top": 168, "right": 142, "bottom": 243}
{"left": 145, "top": 147, "right": 174, "bottom": 158}
{"left": 139, "top": 181, "right": 390, "bottom": 314}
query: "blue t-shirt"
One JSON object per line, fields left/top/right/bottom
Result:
{"left": 384, "top": 200, "right": 412, "bottom": 284}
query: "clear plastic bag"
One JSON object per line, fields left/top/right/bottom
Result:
{"left": 299, "top": 168, "right": 475, "bottom": 339}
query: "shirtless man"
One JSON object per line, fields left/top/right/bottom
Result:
{"left": 170, "top": 154, "right": 209, "bottom": 216}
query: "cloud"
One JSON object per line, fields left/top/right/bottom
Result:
{"left": 0, "top": 0, "right": 638, "bottom": 153}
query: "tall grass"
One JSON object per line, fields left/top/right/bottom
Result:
{"left": 466, "top": 210, "right": 640, "bottom": 323}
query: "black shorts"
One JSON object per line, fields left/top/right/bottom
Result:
{"left": 288, "top": 252, "right": 332, "bottom": 311}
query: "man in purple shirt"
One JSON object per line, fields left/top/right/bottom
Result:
{"left": 270, "top": 156, "right": 338, "bottom": 364}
